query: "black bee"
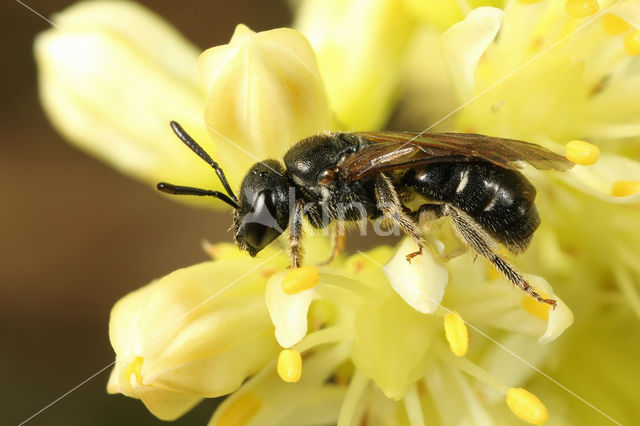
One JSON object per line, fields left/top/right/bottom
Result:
{"left": 158, "top": 121, "right": 572, "bottom": 306}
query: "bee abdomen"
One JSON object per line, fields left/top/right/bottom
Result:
{"left": 402, "top": 161, "right": 539, "bottom": 253}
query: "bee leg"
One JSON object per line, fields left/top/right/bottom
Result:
{"left": 443, "top": 205, "right": 557, "bottom": 308}
{"left": 412, "top": 204, "right": 470, "bottom": 261}
{"left": 289, "top": 199, "right": 305, "bottom": 268}
{"left": 375, "top": 173, "right": 425, "bottom": 263}
{"left": 319, "top": 223, "right": 346, "bottom": 265}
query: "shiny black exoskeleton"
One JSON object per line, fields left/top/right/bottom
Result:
{"left": 158, "top": 121, "right": 572, "bottom": 306}
{"left": 401, "top": 162, "right": 539, "bottom": 253}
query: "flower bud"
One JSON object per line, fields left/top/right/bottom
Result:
{"left": 107, "top": 258, "right": 280, "bottom": 420}
{"left": 34, "top": 1, "right": 224, "bottom": 199}
{"left": 295, "top": 0, "right": 416, "bottom": 130}
{"left": 199, "top": 25, "right": 331, "bottom": 169}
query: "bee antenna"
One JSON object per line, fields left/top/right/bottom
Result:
{"left": 157, "top": 182, "right": 239, "bottom": 209}
{"left": 169, "top": 121, "right": 239, "bottom": 203}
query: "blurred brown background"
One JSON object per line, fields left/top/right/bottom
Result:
{"left": 1, "top": 1, "right": 291, "bottom": 424}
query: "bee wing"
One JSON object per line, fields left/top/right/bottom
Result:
{"left": 343, "top": 131, "right": 573, "bottom": 179}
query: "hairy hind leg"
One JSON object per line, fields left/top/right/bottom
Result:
{"left": 375, "top": 173, "right": 425, "bottom": 262}
{"left": 289, "top": 200, "right": 305, "bottom": 268}
{"left": 443, "top": 204, "right": 556, "bottom": 308}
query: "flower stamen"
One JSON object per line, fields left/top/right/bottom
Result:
{"left": 522, "top": 294, "right": 551, "bottom": 321}
{"left": 602, "top": 14, "right": 629, "bottom": 35}
{"left": 282, "top": 266, "right": 320, "bottom": 294}
{"left": 277, "top": 349, "right": 303, "bottom": 383}
{"left": 506, "top": 387, "right": 549, "bottom": 425}
{"left": 216, "top": 393, "right": 261, "bottom": 426}
{"left": 565, "top": 140, "right": 600, "bottom": 165}
{"left": 611, "top": 180, "right": 640, "bottom": 197}
{"left": 444, "top": 311, "right": 469, "bottom": 357}
{"left": 565, "top": 0, "right": 599, "bottom": 18}
{"left": 124, "top": 356, "right": 144, "bottom": 385}
{"left": 624, "top": 30, "right": 640, "bottom": 56}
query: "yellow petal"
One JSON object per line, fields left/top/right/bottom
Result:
{"left": 199, "top": 25, "right": 331, "bottom": 170}
{"left": 108, "top": 258, "right": 280, "bottom": 411}
{"left": 402, "top": 0, "right": 464, "bottom": 29}
{"left": 525, "top": 275, "right": 574, "bottom": 345}
{"left": 265, "top": 270, "right": 315, "bottom": 348}
{"left": 295, "top": 0, "right": 415, "bottom": 130}
{"left": 34, "top": 1, "right": 224, "bottom": 202}
{"left": 214, "top": 392, "right": 261, "bottom": 426}
{"left": 351, "top": 291, "right": 436, "bottom": 400}
{"left": 562, "top": 154, "right": 640, "bottom": 204}
{"left": 129, "top": 366, "right": 203, "bottom": 421}
{"left": 383, "top": 238, "right": 449, "bottom": 314}
{"left": 439, "top": 7, "right": 504, "bottom": 99}
{"left": 210, "top": 346, "right": 348, "bottom": 426}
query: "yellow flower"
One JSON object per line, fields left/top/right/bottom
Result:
{"left": 198, "top": 24, "right": 332, "bottom": 170}
{"left": 433, "top": 1, "right": 640, "bottom": 423}
{"left": 294, "top": 0, "right": 416, "bottom": 130}
{"left": 106, "top": 255, "right": 283, "bottom": 420}
{"left": 124, "top": 238, "right": 568, "bottom": 426}
{"left": 37, "top": 0, "right": 640, "bottom": 424}
{"left": 35, "top": 0, "right": 332, "bottom": 203}
{"left": 33, "top": 1, "right": 214, "bottom": 200}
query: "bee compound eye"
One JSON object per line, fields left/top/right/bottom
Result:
{"left": 241, "top": 190, "right": 284, "bottom": 252}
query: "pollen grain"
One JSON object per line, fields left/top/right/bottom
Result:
{"left": 277, "top": 349, "right": 303, "bottom": 383}
{"left": 506, "top": 387, "right": 549, "bottom": 425}
{"left": 444, "top": 311, "right": 469, "bottom": 357}
{"left": 565, "top": 0, "right": 599, "bottom": 18}
{"left": 282, "top": 266, "right": 320, "bottom": 294}
{"left": 565, "top": 140, "right": 599, "bottom": 165}
{"left": 602, "top": 13, "right": 629, "bottom": 35}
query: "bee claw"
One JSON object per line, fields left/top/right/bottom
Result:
{"left": 542, "top": 298, "right": 558, "bottom": 309}
{"left": 405, "top": 249, "right": 423, "bottom": 263}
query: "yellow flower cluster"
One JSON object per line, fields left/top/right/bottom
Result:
{"left": 35, "top": 0, "right": 640, "bottom": 424}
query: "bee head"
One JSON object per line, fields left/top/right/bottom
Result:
{"left": 234, "top": 160, "right": 291, "bottom": 256}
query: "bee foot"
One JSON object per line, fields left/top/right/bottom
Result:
{"left": 405, "top": 249, "right": 423, "bottom": 263}
{"left": 542, "top": 298, "right": 557, "bottom": 309}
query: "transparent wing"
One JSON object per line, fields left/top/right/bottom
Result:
{"left": 341, "top": 131, "right": 573, "bottom": 179}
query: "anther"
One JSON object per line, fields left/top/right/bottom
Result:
{"left": 611, "top": 180, "right": 640, "bottom": 197}
{"left": 522, "top": 294, "right": 551, "bottom": 320}
{"left": 444, "top": 311, "right": 469, "bottom": 357}
{"left": 277, "top": 349, "right": 302, "bottom": 383}
{"left": 624, "top": 30, "right": 640, "bottom": 56}
{"left": 602, "top": 13, "right": 629, "bottom": 35}
{"left": 565, "top": 0, "right": 599, "bottom": 18}
{"left": 282, "top": 266, "right": 320, "bottom": 294}
{"left": 565, "top": 140, "right": 600, "bottom": 165}
{"left": 506, "top": 387, "right": 549, "bottom": 425}
{"left": 124, "top": 356, "right": 144, "bottom": 385}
